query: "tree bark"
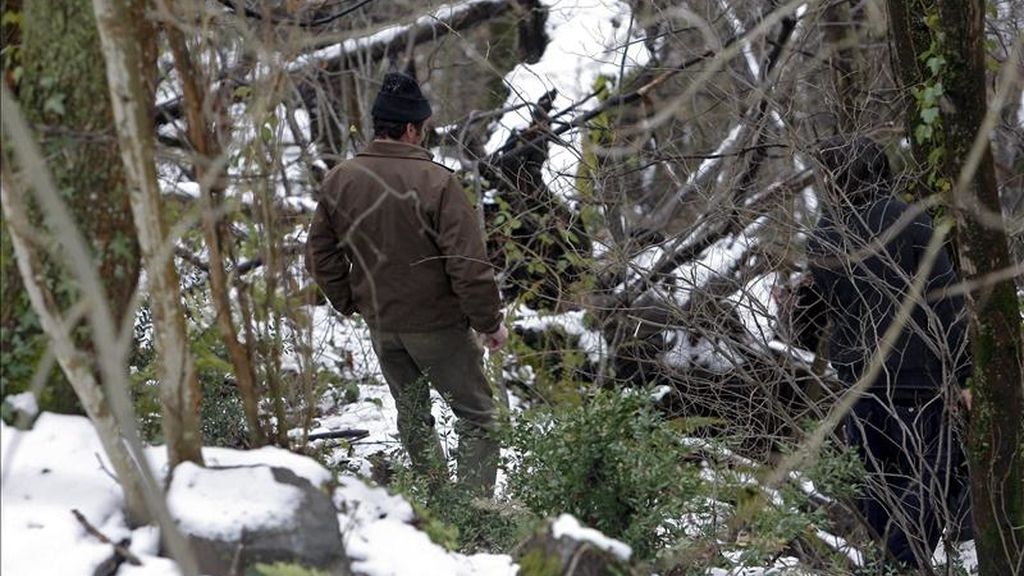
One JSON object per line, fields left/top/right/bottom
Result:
{"left": 888, "top": 2, "right": 1024, "bottom": 574}
{"left": 6, "top": 0, "right": 143, "bottom": 412}
{"left": 821, "top": 0, "right": 865, "bottom": 133}
{"left": 91, "top": 0, "right": 205, "bottom": 467}
{"left": 4, "top": 0, "right": 148, "bottom": 520}
{"left": 1, "top": 165, "right": 151, "bottom": 526}
{"left": 885, "top": 0, "right": 934, "bottom": 202}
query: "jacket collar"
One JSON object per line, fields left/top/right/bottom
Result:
{"left": 358, "top": 140, "right": 433, "bottom": 162}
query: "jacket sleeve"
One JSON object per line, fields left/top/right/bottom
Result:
{"left": 305, "top": 203, "right": 357, "bottom": 315}
{"left": 793, "top": 275, "right": 829, "bottom": 354}
{"left": 914, "top": 213, "right": 971, "bottom": 385}
{"left": 434, "top": 175, "right": 503, "bottom": 334}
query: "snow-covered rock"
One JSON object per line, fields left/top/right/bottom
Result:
{"left": 516, "top": 515, "right": 631, "bottom": 575}
{"left": 1, "top": 411, "right": 521, "bottom": 575}
{"left": 551, "top": 514, "right": 632, "bottom": 561}
{"left": 169, "top": 464, "right": 348, "bottom": 574}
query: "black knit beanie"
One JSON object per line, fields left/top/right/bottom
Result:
{"left": 371, "top": 72, "right": 432, "bottom": 123}
{"left": 818, "top": 135, "right": 892, "bottom": 205}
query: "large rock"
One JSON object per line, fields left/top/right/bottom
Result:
{"left": 168, "top": 464, "right": 349, "bottom": 575}
{"left": 515, "top": 514, "right": 634, "bottom": 576}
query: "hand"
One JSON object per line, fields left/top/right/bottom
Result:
{"left": 480, "top": 325, "right": 508, "bottom": 351}
{"left": 960, "top": 388, "right": 972, "bottom": 412}
{"left": 772, "top": 273, "right": 811, "bottom": 305}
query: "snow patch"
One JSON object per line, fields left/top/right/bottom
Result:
{"left": 335, "top": 476, "right": 414, "bottom": 526}
{"left": 1, "top": 414, "right": 129, "bottom": 576}
{"left": 551, "top": 513, "right": 632, "bottom": 561}
{"left": 512, "top": 307, "right": 607, "bottom": 363}
{"left": 485, "top": 0, "right": 650, "bottom": 200}
{"left": 335, "top": 476, "right": 517, "bottom": 576}
{"left": 4, "top": 391, "right": 38, "bottom": 418}
{"left": 201, "top": 445, "right": 332, "bottom": 488}
{"left": 168, "top": 463, "right": 304, "bottom": 541}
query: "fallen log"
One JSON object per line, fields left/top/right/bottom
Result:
{"left": 307, "top": 428, "right": 370, "bottom": 442}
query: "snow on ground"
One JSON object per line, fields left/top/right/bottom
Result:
{"left": 1, "top": 412, "right": 520, "bottom": 576}
{"left": 338, "top": 476, "right": 517, "bottom": 576}
{"left": 1, "top": 413, "right": 132, "bottom": 576}
{"left": 342, "top": 470, "right": 517, "bottom": 575}
{"left": 510, "top": 306, "right": 607, "bottom": 363}
{"left": 707, "top": 555, "right": 805, "bottom": 576}
{"left": 1, "top": 304, "right": 982, "bottom": 576}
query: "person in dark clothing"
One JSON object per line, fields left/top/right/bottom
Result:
{"left": 797, "top": 136, "right": 971, "bottom": 569}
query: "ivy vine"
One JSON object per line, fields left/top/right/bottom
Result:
{"left": 910, "top": 9, "right": 951, "bottom": 195}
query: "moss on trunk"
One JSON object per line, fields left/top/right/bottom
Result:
{"left": 2, "top": 0, "right": 140, "bottom": 411}
{"left": 887, "top": 2, "right": 1024, "bottom": 574}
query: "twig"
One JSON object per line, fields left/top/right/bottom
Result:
{"left": 71, "top": 509, "right": 143, "bottom": 566}
{"left": 94, "top": 453, "right": 121, "bottom": 485}
{"left": 482, "top": 39, "right": 738, "bottom": 166}
{"left": 214, "top": 0, "right": 377, "bottom": 28}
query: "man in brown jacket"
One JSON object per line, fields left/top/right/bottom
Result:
{"left": 306, "top": 72, "right": 507, "bottom": 495}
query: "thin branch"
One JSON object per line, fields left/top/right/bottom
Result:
{"left": 300, "top": 0, "right": 512, "bottom": 67}
{"left": 72, "top": 509, "right": 143, "bottom": 566}
{"left": 213, "top": 0, "right": 378, "bottom": 28}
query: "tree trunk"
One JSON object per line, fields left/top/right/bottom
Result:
{"left": 7, "top": 0, "right": 143, "bottom": 412}
{"left": 91, "top": 0, "right": 205, "bottom": 467}
{"left": 821, "top": 0, "right": 863, "bottom": 133}
{"left": 888, "top": 2, "right": 1024, "bottom": 574}
{"left": 885, "top": 0, "right": 935, "bottom": 202}
{"left": 1, "top": 179, "right": 152, "bottom": 527}
{"left": 6, "top": 0, "right": 147, "bottom": 521}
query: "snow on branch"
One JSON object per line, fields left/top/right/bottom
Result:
{"left": 294, "top": 0, "right": 512, "bottom": 72}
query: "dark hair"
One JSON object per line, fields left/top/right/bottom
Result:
{"left": 372, "top": 118, "right": 423, "bottom": 140}
{"left": 817, "top": 135, "right": 892, "bottom": 204}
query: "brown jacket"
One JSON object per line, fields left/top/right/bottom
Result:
{"left": 305, "top": 140, "right": 503, "bottom": 334}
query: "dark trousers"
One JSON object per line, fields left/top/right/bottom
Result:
{"left": 369, "top": 326, "right": 499, "bottom": 496}
{"left": 846, "top": 394, "right": 965, "bottom": 569}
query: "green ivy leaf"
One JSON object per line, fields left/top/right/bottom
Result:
{"left": 925, "top": 55, "right": 945, "bottom": 76}
{"left": 1, "top": 10, "right": 22, "bottom": 26}
{"left": 915, "top": 124, "right": 933, "bottom": 144}
{"left": 43, "top": 94, "right": 65, "bottom": 117}
{"left": 920, "top": 107, "right": 940, "bottom": 125}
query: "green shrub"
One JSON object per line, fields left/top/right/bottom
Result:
{"left": 698, "top": 434, "right": 868, "bottom": 569}
{"left": 504, "top": 387, "right": 703, "bottom": 560}
{"left": 804, "top": 435, "right": 866, "bottom": 501}
{"left": 246, "top": 562, "right": 327, "bottom": 576}
{"left": 390, "top": 465, "right": 536, "bottom": 554}
{"left": 129, "top": 315, "right": 249, "bottom": 447}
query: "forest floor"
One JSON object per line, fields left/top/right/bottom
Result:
{"left": 0, "top": 305, "right": 980, "bottom": 575}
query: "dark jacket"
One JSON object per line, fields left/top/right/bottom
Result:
{"left": 803, "top": 196, "right": 969, "bottom": 395}
{"left": 305, "top": 140, "right": 503, "bottom": 334}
